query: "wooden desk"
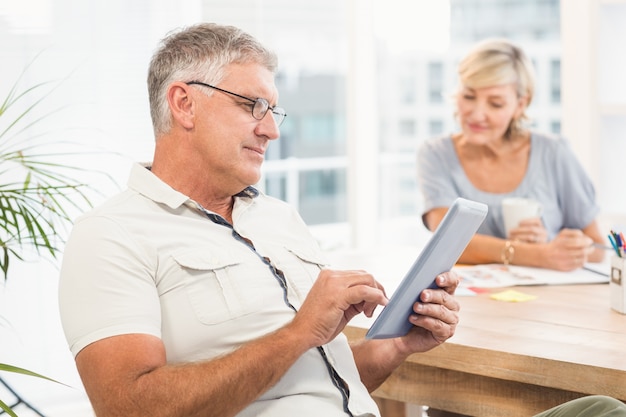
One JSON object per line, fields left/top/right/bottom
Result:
{"left": 345, "top": 284, "right": 626, "bottom": 417}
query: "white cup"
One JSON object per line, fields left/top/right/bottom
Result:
{"left": 502, "top": 197, "right": 543, "bottom": 238}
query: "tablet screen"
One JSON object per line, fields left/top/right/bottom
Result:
{"left": 365, "top": 198, "right": 487, "bottom": 339}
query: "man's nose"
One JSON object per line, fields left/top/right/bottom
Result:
{"left": 256, "top": 111, "right": 281, "bottom": 140}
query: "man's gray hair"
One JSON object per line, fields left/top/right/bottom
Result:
{"left": 147, "top": 23, "right": 278, "bottom": 137}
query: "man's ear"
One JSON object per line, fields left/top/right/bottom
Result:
{"left": 167, "top": 82, "right": 195, "bottom": 130}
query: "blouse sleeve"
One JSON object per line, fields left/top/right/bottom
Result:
{"left": 553, "top": 138, "right": 600, "bottom": 229}
{"left": 417, "top": 137, "right": 461, "bottom": 223}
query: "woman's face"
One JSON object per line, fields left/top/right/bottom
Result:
{"left": 456, "top": 83, "right": 526, "bottom": 144}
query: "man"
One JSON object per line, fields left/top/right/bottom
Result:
{"left": 59, "top": 23, "right": 626, "bottom": 417}
{"left": 58, "top": 23, "right": 460, "bottom": 417}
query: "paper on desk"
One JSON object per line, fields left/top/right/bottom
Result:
{"left": 490, "top": 289, "right": 537, "bottom": 302}
{"left": 455, "top": 263, "right": 609, "bottom": 289}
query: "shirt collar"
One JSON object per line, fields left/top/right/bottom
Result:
{"left": 235, "top": 186, "right": 259, "bottom": 199}
{"left": 127, "top": 162, "right": 259, "bottom": 209}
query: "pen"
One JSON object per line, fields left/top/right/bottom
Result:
{"left": 592, "top": 242, "right": 615, "bottom": 251}
{"left": 608, "top": 233, "right": 621, "bottom": 257}
{"left": 581, "top": 265, "right": 610, "bottom": 278}
{"left": 610, "top": 229, "right": 626, "bottom": 257}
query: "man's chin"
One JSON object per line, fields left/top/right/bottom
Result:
{"left": 244, "top": 170, "right": 262, "bottom": 188}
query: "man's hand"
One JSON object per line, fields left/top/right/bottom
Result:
{"left": 290, "top": 269, "right": 388, "bottom": 348}
{"left": 351, "top": 270, "right": 460, "bottom": 392}
{"left": 393, "top": 271, "right": 460, "bottom": 355}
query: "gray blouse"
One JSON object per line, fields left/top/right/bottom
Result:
{"left": 417, "top": 132, "right": 600, "bottom": 240}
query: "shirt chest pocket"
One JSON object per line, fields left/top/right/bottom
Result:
{"left": 172, "top": 248, "right": 278, "bottom": 325}
{"left": 273, "top": 245, "right": 327, "bottom": 304}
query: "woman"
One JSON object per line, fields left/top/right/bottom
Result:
{"left": 417, "top": 38, "right": 605, "bottom": 271}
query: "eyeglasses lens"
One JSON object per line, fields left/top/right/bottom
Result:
{"left": 253, "top": 99, "right": 286, "bottom": 126}
{"left": 252, "top": 100, "right": 269, "bottom": 121}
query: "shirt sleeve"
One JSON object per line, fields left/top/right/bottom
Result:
{"left": 58, "top": 215, "right": 162, "bottom": 357}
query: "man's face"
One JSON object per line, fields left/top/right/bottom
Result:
{"left": 190, "top": 62, "right": 281, "bottom": 194}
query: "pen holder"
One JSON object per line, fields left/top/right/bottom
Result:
{"left": 610, "top": 256, "right": 626, "bottom": 314}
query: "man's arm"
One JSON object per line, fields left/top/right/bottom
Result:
{"left": 350, "top": 272, "right": 460, "bottom": 392}
{"left": 75, "top": 269, "right": 388, "bottom": 417}
{"left": 77, "top": 325, "right": 309, "bottom": 417}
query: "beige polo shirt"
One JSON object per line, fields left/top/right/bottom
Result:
{"left": 59, "top": 163, "right": 380, "bottom": 417}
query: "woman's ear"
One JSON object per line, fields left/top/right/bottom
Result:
{"left": 167, "top": 82, "right": 195, "bottom": 130}
{"left": 514, "top": 95, "right": 529, "bottom": 119}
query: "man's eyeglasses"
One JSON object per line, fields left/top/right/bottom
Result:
{"left": 186, "top": 81, "right": 287, "bottom": 127}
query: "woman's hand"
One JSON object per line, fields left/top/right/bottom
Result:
{"left": 542, "top": 229, "right": 593, "bottom": 271}
{"left": 509, "top": 217, "right": 547, "bottom": 243}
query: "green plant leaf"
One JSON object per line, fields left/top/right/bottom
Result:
{"left": 0, "top": 363, "right": 65, "bottom": 386}
{"left": 0, "top": 363, "right": 70, "bottom": 417}
{"left": 0, "top": 398, "right": 19, "bottom": 417}
{"left": 0, "top": 54, "right": 115, "bottom": 280}
{"left": 0, "top": 52, "right": 113, "bottom": 417}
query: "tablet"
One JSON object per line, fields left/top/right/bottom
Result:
{"left": 365, "top": 197, "right": 488, "bottom": 339}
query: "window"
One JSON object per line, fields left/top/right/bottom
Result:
{"left": 398, "top": 119, "right": 416, "bottom": 137}
{"left": 428, "top": 61, "right": 444, "bottom": 104}
{"left": 399, "top": 75, "right": 417, "bottom": 105}
{"left": 562, "top": 1, "right": 626, "bottom": 226}
{"left": 429, "top": 119, "right": 444, "bottom": 136}
{"left": 0, "top": 0, "right": 564, "bottom": 248}
{"left": 299, "top": 169, "right": 347, "bottom": 225}
{"left": 550, "top": 59, "right": 561, "bottom": 103}
{"left": 302, "top": 114, "right": 338, "bottom": 145}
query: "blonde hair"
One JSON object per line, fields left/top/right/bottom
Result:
{"left": 457, "top": 38, "right": 535, "bottom": 138}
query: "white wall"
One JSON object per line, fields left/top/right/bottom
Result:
{"left": 0, "top": 1, "right": 202, "bottom": 414}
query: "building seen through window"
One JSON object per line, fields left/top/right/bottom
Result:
{"left": 244, "top": 0, "right": 563, "bottom": 248}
